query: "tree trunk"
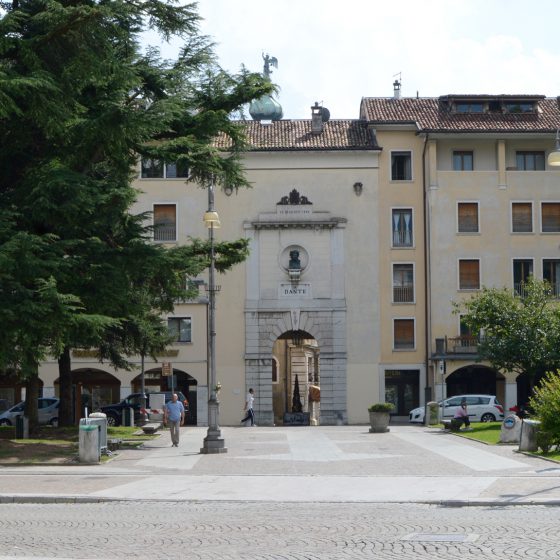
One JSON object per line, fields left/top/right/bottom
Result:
{"left": 58, "top": 347, "right": 74, "bottom": 426}
{"left": 24, "top": 371, "right": 40, "bottom": 435}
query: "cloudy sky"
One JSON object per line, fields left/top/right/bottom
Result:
{"left": 153, "top": 0, "right": 560, "bottom": 120}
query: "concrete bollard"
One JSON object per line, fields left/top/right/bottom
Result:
{"left": 518, "top": 419, "right": 540, "bottom": 452}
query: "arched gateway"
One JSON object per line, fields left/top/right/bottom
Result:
{"left": 243, "top": 189, "right": 349, "bottom": 426}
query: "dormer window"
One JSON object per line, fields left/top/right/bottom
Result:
{"left": 455, "top": 102, "right": 484, "bottom": 113}
{"left": 504, "top": 102, "right": 534, "bottom": 114}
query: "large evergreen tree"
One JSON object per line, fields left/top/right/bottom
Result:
{"left": 0, "top": 0, "right": 272, "bottom": 428}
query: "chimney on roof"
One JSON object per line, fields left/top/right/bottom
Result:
{"left": 310, "top": 102, "right": 330, "bottom": 135}
{"left": 393, "top": 79, "right": 401, "bottom": 100}
{"left": 311, "top": 102, "right": 323, "bottom": 134}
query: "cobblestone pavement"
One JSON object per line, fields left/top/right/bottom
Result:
{"left": 1, "top": 501, "right": 560, "bottom": 559}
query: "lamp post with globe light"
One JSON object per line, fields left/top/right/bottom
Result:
{"left": 200, "top": 181, "right": 227, "bottom": 454}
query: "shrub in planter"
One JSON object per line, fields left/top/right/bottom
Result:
{"left": 368, "top": 402, "right": 394, "bottom": 433}
{"left": 368, "top": 403, "right": 395, "bottom": 413}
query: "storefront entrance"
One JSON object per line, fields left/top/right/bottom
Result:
{"left": 384, "top": 369, "right": 420, "bottom": 416}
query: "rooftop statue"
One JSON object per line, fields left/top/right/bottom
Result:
{"left": 249, "top": 53, "right": 283, "bottom": 121}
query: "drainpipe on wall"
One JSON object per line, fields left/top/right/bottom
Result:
{"left": 421, "top": 132, "right": 432, "bottom": 421}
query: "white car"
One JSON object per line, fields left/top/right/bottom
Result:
{"left": 409, "top": 394, "right": 504, "bottom": 424}
{"left": 0, "top": 398, "right": 60, "bottom": 426}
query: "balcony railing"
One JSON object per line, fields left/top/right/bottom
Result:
{"left": 393, "top": 285, "right": 414, "bottom": 303}
{"left": 435, "top": 335, "right": 479, "bottom": 356}
{"left": 154, "top": 224, "right": 177, "bottom": 242}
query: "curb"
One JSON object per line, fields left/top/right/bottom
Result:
{"left": 2, "top": 495, "right": 560, "bottom": 507}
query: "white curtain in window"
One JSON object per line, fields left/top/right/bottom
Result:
{"left": 403, "top": 212, "right": 411, "bottom": 245}
{"left": 393, "top": 213, "right": 400, "bottom": 245}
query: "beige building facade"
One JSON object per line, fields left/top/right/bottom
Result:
{"left": 14, "top": 92, "right": 560, "bottom": 426}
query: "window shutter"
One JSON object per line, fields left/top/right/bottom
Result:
{"left": 394, "top": 319, "right": 414, "bottom": 348}
{"left": 459, "top": 260, "right": 480, "bottom": 289}
{"left": 542, "top": 203, "right": 560, "bottom": 232}
{"left": 154, "top": 204, "right": 176, "bottom": 225}
{"left": 458, "top": 203, "right": 478, "bottom": 232}
{"left": 512, "top": 203, "right": 532, "bottom": 232}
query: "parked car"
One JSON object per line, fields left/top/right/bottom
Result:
{"left": 0, "top": 398, "right": 60, "bottom": 426}
{"left": 409, "top": 394, "right": 504, "bottom": 424}
{"left": 99, "top": 391, "right": 188, "bottom": 426}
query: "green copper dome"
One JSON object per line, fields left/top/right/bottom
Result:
{"left": 249, "top": 94, "right": 283, "bottom": 121}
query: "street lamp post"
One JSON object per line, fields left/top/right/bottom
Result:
{"left": 201, "top": 182, "right": 227, "bottom": 454}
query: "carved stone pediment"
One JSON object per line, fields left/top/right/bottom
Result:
{"left": 245, "top": 187, "right": 346, "bottom": 230}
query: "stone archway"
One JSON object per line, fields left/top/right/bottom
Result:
{"left": 245, "top": 309, "right": 347, "bottom": 426}
{"left": 55, "top": 368, "right": 120, "bottom": 421}
{"left": 446, "top": 364, "right": 505, "bottom": 402}
{"left": 272, "top": 331, "right": 319, "bottom": 426}
{"left": 131, "top": 368, "right": 198, "bottom": 425}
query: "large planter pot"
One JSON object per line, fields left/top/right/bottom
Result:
{"left": 369, "top": 410, "right": 390, "bottom": 433}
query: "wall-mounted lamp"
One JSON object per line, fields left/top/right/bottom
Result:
{"left": 548, "top": 129, "right": 560, "bottom": 166}
{"left": 353, "top": 182, "right": 363, "bottom": 196}
{"left": 223, "top": 185, "right": 234, "bottom": 196}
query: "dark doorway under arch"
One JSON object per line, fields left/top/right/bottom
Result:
{"left": 132, "top": 368, "right": 198, "bottom": 425}
{"left": 446, "top": 365, "right": 504, "bottom": 398}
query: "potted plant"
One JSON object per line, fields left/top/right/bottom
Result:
{"left": 368, "top": 402, "right": 394, "bottom": 433}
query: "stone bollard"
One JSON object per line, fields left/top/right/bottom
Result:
{"left": 518, "top": 419, "right": 540, "bottom": 452}
{"left": 427, "top": 402, "right": 440, "bottom": 425}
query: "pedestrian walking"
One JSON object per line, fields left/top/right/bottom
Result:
{"left": 240, "top": 388, "right": 256, "bottom": 426}
{"left": 164, "top": 393, "right": 185, "bottom": 446}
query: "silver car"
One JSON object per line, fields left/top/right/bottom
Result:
{"left": 409, "top": 394, "right": 504, "bottom": 423}
{"left": 0, "top": 398, "right": 60, "bottom": 426}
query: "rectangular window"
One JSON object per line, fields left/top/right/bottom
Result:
{"left": 153, "top": 204, "right": 177, "bottom": 242}
{"left": 453, "top": 151, "right": 473, "bottom": 171}
{"left": 457, "top": 202, "right": 479, "bottom": 233}
{"left": 391, "top": 151, "right": 412, "bottom": 180}
{"left": 455, "top": 102, "right": 484, "bottom": 113}
{"left": 504, "top": 102, "right": 534, "bottom": 113}
{"left": 141, "top": 158, "right": 164, "bottom": 178}
{"left": 513, "top": 259, "right": 533, "bottom": 295}
{"left": 393, "top": 319, "right": 415, "bottom": 350}
{"left": 543, "top": 259, "right": 560, "bottom": 298}
{"left": 459, "top": 259, "right": 480, "bottom": 290}
{"left": 392, "top": 264, "right": 414, "bottom": 303}
{"left": 141, "top": 158, "right": 189, "bottom": 178}
{"left": 516, "top": 151, "right": 545, "bottom": 170}
{"left": 165, "top": 161, "right": 189, "bottom": 178}
{"left": 512, "top": 202, "right": 533, "bottom": 233}
{"left": 541, "top": 202, "right": 560, "bottom": 232}
{"left": 392, "top": 209, "right": 413, "bottom": 247}
{"left": 167, "top": 317, "right": 192, "bottom": 343}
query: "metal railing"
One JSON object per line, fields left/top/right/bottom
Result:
{"left": 393, "top": 285, "right": 414, "bottom": 303}
{"left": 435, "top": 335, "right": 479, "bottom": 355}
{"left": 154, "top": 225, "right": 177, "bottom": 242}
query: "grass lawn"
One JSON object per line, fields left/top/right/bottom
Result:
{"left": 0, "top": 425, "right": 158, "bottom": 464}
{"left": 447, "top": 421, "right": 560, "bottom": 462}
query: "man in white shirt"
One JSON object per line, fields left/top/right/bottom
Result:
{"left": 240, "top": 388, "right": 256, "bottom": 426}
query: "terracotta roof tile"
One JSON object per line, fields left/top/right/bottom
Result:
{"left": 360, "top": 96, "right": 560, "bottom": 133}
{"left": 215, "top": 120, "right": 379, "bottom": 151}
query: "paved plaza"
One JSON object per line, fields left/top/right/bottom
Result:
{"left": 1, "top": 425, "right": 560, "bottom": 559}
{"left": 1, "top": 425, "right": 560, "bottom": 505}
